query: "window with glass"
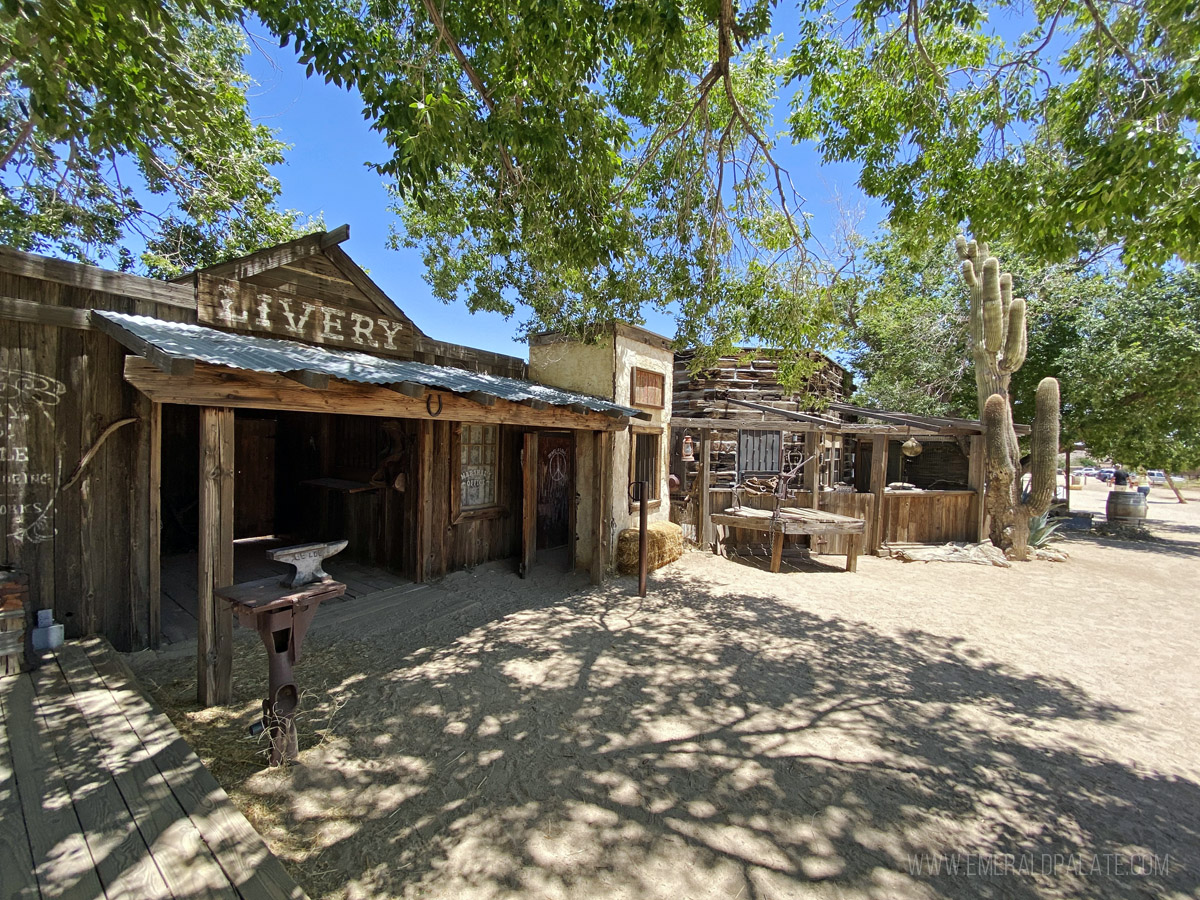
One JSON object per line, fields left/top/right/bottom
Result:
{"left": 460, "top": 424, "right": 499, "bottom": 509}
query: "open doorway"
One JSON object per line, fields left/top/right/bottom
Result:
{"left": 157, "top": 405, "right": 417, "bottom": 645}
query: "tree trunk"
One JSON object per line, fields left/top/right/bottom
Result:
{"left": 1164, "top": 471, "right": 1187, "bottom": 504}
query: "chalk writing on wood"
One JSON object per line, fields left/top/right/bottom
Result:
{"left": 2, "top": 369, "right": 66, "bottom": 544}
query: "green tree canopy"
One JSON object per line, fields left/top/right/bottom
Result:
{"left": 1066, "top": 268, "right": 1200, "bottom": 474}
{"left": 0, "top": 0, "right": 313, "bottom": 272}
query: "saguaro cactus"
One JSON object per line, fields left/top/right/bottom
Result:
{"left": 957, "top": 237, "right": 1060, "bottom": 559}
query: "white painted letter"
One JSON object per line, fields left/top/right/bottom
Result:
{"left": 277, "top": 300, "right": 315, "bottom": 335}
{"left": 320, "top": 307, "right": 346, "bottom": 340}
{"left": 217, "top": 283, "right": 249, "bottom": 325}
{"left": 377, "top": 318, "right": 404, "bottom": 350}
{"left": 350, "top": 313, "right": 379, "bottom": 347}
{"left": 255, "top": 294, "right": 273, "bottom": 328}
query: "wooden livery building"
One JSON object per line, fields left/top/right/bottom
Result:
{"left": 0, "top": 227, "right": 644, "bottom": 703}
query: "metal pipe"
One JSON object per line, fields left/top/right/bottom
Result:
{"left": 638, "top": 480, "right": 648, "bottom": 597}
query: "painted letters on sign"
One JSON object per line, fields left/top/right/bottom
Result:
{"left": 197, "top": 275, "right": 414, "bottom": 357}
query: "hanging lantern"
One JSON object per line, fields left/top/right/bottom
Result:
{"left": 681, "top": 435, "right": 695, "bottom": 461}
{"left": 901, "top": 437, "right": 924, "bottom": 458}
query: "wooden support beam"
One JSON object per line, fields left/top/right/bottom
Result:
{"left": 968, "top": 434, "right": 987, "bottom": 542}
{"left": 869, "top": 435, "right": 889, "bottom": 555}
{"left": 318, "top": 223, "right": 352, "bottom": 248}
{"left": 0, "top": 295, "right": 93, "bottom": 330}
{"left": 523, "top": 398, "right": 548, "bottom": 410}
{"left": 416, "top": 421, "right": 433, "bottom": 583}
{"left": 466, "top": 390, "right": 497, "bottom": 407}
{"left": 0, "top": 246, "right": 195, "bottom": 308}
{"left": 91, "top": 312, "right": 196, "bottom": 375}
{"left": 521, "top": 432, "right": 538, "bottom": 577}
{"left": 130, "top": 398, "right": 162, "bottom": 651}
{"left": 122, "top": 358, "right": 629, "bottom": 431}
{"left": 390, "top": 381, "right": 426, "bottom": 399}
{"left": 197, "top": 407, "right": 235, "bottom": 707}
{"left": 699, "top": 429, "right": 713, "bottom": 551}
{"left": 804, "top": 433, "right": 821, "bottom": 513}
{"left": 590, "top": 430, "right": 607, "bottom": 584}
{"left": 282, "top": 369, "right": 330, "bottom": 390}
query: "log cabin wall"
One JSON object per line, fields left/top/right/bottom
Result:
{"left": 673, "top": 348, "right": 849, "bottom": 419}
{"left": 0, "top": 260, "right": 194, "bottom": 650}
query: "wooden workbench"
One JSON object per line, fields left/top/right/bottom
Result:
{"left": 711, "top": 507, "right": 865, "bottom": 573}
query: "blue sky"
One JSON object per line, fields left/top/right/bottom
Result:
{"left": 240, "top": 22, "right": 883, "bottom": 360}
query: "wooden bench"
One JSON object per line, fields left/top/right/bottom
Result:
{"left": 711, "top": 507, "right": 866, "bottom": 573}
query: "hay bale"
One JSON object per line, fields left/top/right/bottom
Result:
{"left": 616, "top": 522, "right": 684, "bottom": 575}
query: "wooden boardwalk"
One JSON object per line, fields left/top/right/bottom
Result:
{"left": 0, "top": 639, "right": 308, "bottom": 900}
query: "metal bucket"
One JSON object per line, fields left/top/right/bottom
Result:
{"left": 1106, "top": 490, "right": 1147, "bottom": 525}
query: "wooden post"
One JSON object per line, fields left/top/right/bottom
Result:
{"left": 967, "top": 434, "right": 986, "bottom": 542}
{"left": 1063, "top": 445, "right": 1071, "bottom": 512}
{"left": 699, "top": 429, "right": 713, "bottom": 551}
{"left": 521, "top": 432, "right": 538, "bottom": 577}
{"left": 869, "top": 435, "right": 889, "bottom": 554}
{"left": 130, "top": 396, "right": 162, "bottom": 650}
{"left": 197, "top": 407, "right": 234, "bottom": 707}
{"left": 770, "top": 531, "right": 784, "bottom": 574}
{"left": 804, "top": 431, "right": 820, "bottom": 510}
{"left": 415, "top": 420, "right": 433, "bottom": 583}
{"left": 590, "top": 430, "right": 606, "bottom": 584}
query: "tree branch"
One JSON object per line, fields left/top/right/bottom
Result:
{"left": 419, "top": 0, "right": 521, "bottom": 184}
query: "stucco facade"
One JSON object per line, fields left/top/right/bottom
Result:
{"left": 529, "top": 323, "right": 673, "bottom": 573}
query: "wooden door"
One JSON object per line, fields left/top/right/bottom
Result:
{"left": 537, "top": 432, "right": 573, "bottom": 550}
{"left": 234, "top": 417, "right": 276, "bottom": 539}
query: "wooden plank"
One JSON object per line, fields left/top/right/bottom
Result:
{"left": 282, "top": 369, "right": 330, "bottom": 390}
{"left": 698, "top": 429, "right": 713, "bottom": 551}
{"left": 123, "top": 358, "right": 629, "bottom": 432}
{"left": 968, "top": 434, "right": 986, "bottom": 542}
{"left": 80, "top": 640, "right": 306, "bottom": 900}
{"left": 869, "top": 436, "right": 889, "bottom": 554}
{"left": 197, "top": 408, "right": 235, "bottom": 707}
{"left": 520, "top": 432, "right": 537, "bottom": 577}
{"left": 56, "top": 645, "right": 235, "bottom": 900}
{"left": 1, "top": 671, "right": 107, "bottom": 900}
{"left": 769, "top": 532, "right": 784, "bottom": 573}
{"left": 0, "top": 294, "right": 94, "bottom": 330}
{"left": 846, "top": 533, "right": 860, "bottom": 572}
{"left": 590, "top": 430, "right": 605, "bottom": 584}
{"left": 31, "top": 656, "right": 173, "bottom": 899}
{"left": 0, "top": 675, "right": 39, "bottom": 900}
{"left": 129, "top": 395, "right": 159, "bottom": 651}
{"left": 0, "top": 247, "right": 195, "bottom": 309}
{"left": 415, "top": 421, "right": 433, "bottom": 583}
{"left": 322, "top": 244, "right": 415, "bottom": 322}
{"left": 180, "top": 227, "right": 348, "bottom": 283}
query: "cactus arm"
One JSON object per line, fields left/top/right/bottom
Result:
{"left": 1022, "top": 377, "right": 1061, "bottom": 518}
{"left": 982, "top": 258, "right": 1004, "bottom": 353}
{"left": 1002, "top": 299, "right": 1026, "bottom": 372}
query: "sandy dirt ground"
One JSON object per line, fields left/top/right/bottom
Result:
{"left": 128, "top": 479, "right": 1200, "bottom": 900}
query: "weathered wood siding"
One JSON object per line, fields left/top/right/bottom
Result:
{"left": 880, "top": 490, "right": 978, "bottom": 544}
{"left": 673, "top": 348, "right": 848, "bottom": 420}
{"left": 0, "top": 270, "right": 191, "bottom": 649}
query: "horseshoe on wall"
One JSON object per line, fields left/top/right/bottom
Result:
{"left": 425, "top": 393, "right": 443, "bottom": 417}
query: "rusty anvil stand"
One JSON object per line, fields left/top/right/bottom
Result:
{"left": 216, "top": 540, "right": 348, "bottom": 766}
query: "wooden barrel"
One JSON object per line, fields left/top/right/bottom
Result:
{"left": 1106, "top": 490, "right": 1147, "bottom": 525}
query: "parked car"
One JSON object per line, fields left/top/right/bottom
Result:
{"left": 1082, "top": 466, "right": 1099, "bottom": 477}
{"left": 1097, "top": 468, "right": 1115, "bottom": 483}
{"left": 1147, "top": 470, "right": 1167, "bottom": 485}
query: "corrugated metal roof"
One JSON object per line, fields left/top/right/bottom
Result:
{"left": 93, "top": 311, "right": 648, "bottom": 420}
